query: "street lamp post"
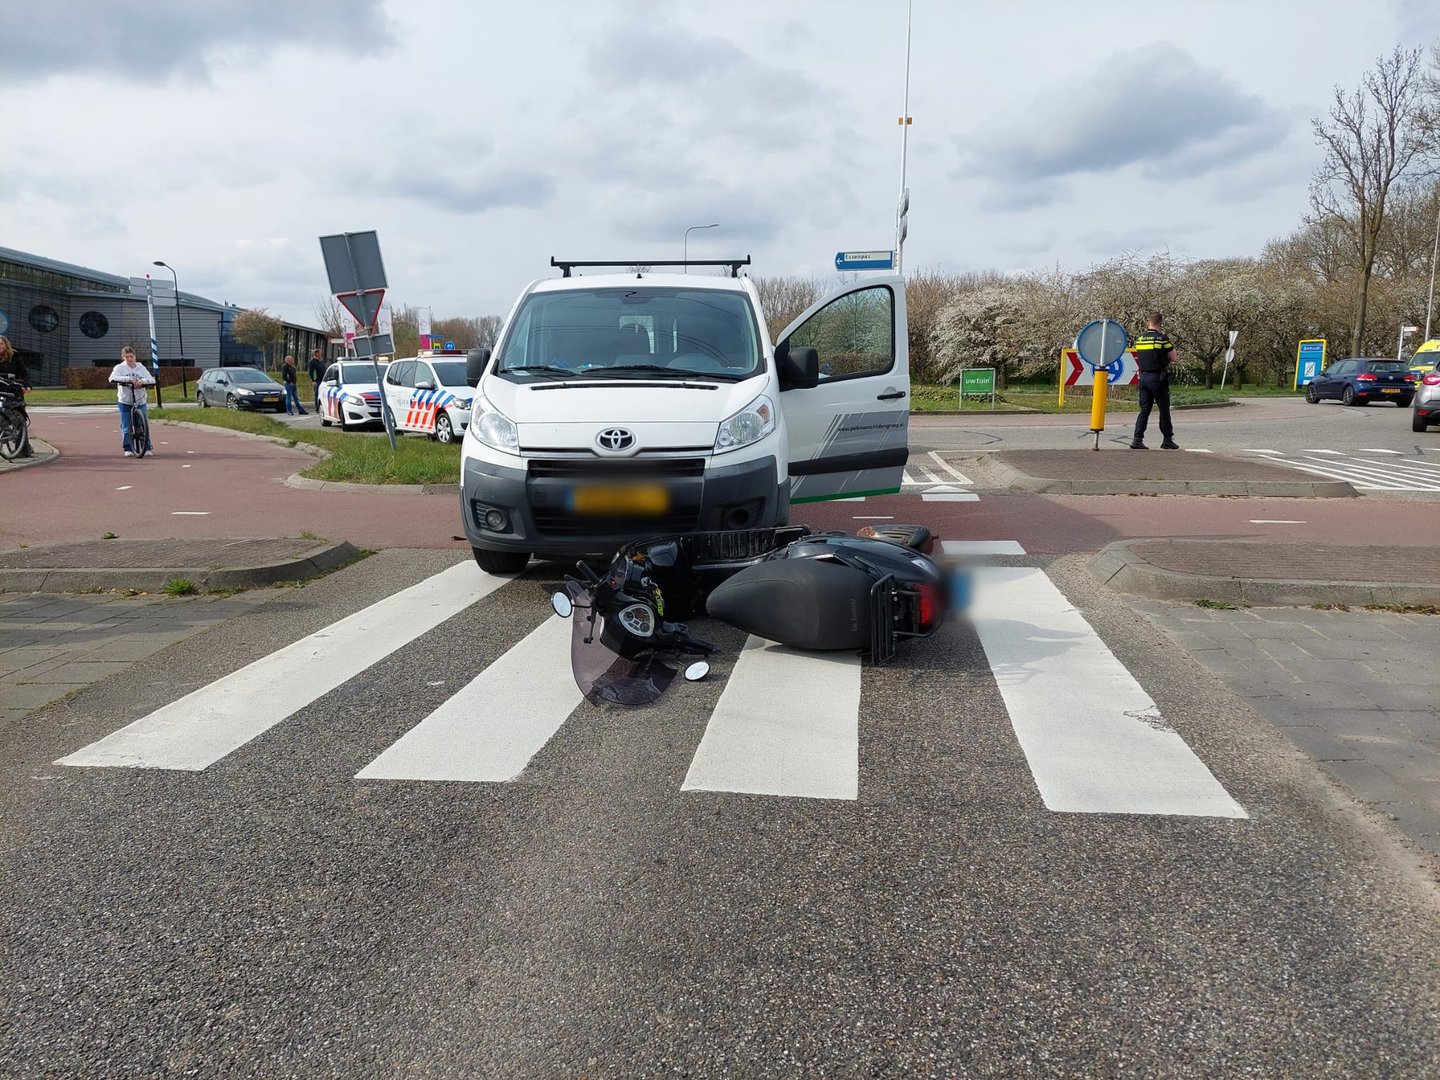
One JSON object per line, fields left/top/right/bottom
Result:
{"left": 153, "top": 260, "right": 187, "bottom": 399}
{"left": 1425, "top": 190, "right": 1440, "bottom": 342}
{"left": 683, "top": 224, "right": 719, "bottom": 272}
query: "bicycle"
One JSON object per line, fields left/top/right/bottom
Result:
{"left": 0, "top": 373, "right": 28, "bottom": 461}
{"left": 117, "top": 379, "right": 150, "bottom": 459}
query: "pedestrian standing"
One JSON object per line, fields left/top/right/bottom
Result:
{"left": 0, "top": 335, "right": 34, "bottom": 458}
{"left": 307, "top": 347, "right": 326, "bottom": 410}
{"left": 108, "top": 346, "right": 155, "bottom": 456}
{"left": 1131, "top": 312, "right": 1179, "bottom": 450}
{"left": 281, "top": 355, "right": 306, "bottom": 415}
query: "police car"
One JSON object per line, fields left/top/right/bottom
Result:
{"left": 317, "top": 360, "right": 390, "bottom": 430}
{"left": 381, "top": 352, "right": 474, "bottom": 443}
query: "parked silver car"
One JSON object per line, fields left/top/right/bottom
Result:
{"left": 1412, "top": 369, "right": 1440, "bottom": 432}
{"left": 196, "top": 367, "right": 286, "bottom": 412}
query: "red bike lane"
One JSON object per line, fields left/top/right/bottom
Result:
{"left": 6, "top": 411, "right": 465, "bottom": 551}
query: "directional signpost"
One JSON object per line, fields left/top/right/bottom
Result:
{"left": 834, "top": 250, "right": 896, "bottom": 272}
{"left": 319, "top": 230, "right": 396, "bottom": 449}
{"left": 1075, "top": 319, "right": 1128, "bottom": 450}
{"left": 1220, "top": 329, "right": 1239, "bottom": 390}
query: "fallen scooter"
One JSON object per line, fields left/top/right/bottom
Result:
{"left": 552, "top": 525, "right": 964, "bottom": 705}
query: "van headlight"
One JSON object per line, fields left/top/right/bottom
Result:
{"left": 473, "top": 394, "right": 519, "bottom": 452}
{"left": 714, "top": 393, "right": 775, "bottom": 454}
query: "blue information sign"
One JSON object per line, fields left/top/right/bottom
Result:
{"left": 834, "top": 250, "right": 895, "bottom": 271}
{"left": 444, "top": 340, "right": 456, "bottom": 351}
{"left": 1295, "top": 339, "right": 1326, "bottom": 387}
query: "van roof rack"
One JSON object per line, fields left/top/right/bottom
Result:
{"left": 550, "top": 257, "right": 751, "bottom": 278}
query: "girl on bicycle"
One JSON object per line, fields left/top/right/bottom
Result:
{"left": 108, "top": 346, "right": 155, "bottom": 457}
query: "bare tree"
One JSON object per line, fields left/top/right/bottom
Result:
{"left": 312, "top": 295, "right": 349, "bottom": 339}
{"left": 753, "top": 276, "right": 823, "bottom": 341}
{"left": 1309, "top": 46, "right": 1434, "bottom": 357}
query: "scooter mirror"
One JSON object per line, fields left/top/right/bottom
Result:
{"left": 551, "top": 591, "right": 573, "bottom": 618}
{"left": 683, "top": 660, "right": 710, "bottom": 682}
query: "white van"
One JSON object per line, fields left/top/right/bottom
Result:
{"left": 458, "top": 260, "right": 909, "bottom": 573}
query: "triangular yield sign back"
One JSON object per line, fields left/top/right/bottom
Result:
{"left": 336, "top": 289, "right": 386, "bottom": 329}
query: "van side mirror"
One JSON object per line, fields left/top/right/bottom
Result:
{"left": 466, "top": 347, "right": 491, "bottom": 387}
{"left": 775, "top": 341, "right": 819, "bottom": 390}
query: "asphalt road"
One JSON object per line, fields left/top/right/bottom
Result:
{"left": 5, "top": 397, "right": 1440, "bottom": 1076}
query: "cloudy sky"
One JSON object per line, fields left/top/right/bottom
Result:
{"left": 3, "top": 0, "right": 1438, "bottom": 328}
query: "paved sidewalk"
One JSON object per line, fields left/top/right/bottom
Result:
{"left": 1090, "top": 539, "right": 1440, "bottom": 607}
{"left": 0, "top": 589, "right": 272, "bottom": 734}
{"left": 990, "top": 449, "right": 1355, "bottom": 497}
{"left": 0, "top": 538, "right": 362, "bottom": 592}
{"left": 1139, "top": 598, "right": 1440, "bottom": 858}
{"left": 0, "top": 437, "right": 57, "bottom": 474}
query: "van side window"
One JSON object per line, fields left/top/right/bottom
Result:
{"left": 786, "top": 285, "right": 895, "bottom": 380}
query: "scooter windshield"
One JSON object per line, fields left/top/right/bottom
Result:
{"left": 566, "top": 586, "right": 677, "bottom": 706}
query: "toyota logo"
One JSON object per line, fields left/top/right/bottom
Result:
{"left": 596, "top": 427, "right": 636, "bottom": 453}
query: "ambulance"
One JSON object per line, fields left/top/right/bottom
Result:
{"left": 457, "top": 257, "right": 910, "bottom": 574}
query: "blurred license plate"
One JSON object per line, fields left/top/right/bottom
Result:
{"left": 262, "top": 396, "right": 280, "bottom": 403}
{"left": 569, "top": 485, "right": 668, "bottom": 515}
{"left": 1382, "top": 388, "right": 1400, "bottom": 394}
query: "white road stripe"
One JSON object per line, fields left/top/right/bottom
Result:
{"left": 927, "top": 451, "right": 974, "bottom": 484}
{"left": 970, "top": 567, "right": 1247, "bottom": 818}
{"left": 1182, "top": 448, "right": 1213, "bottom": 453}
{"left": 1357, "top": 448, "right": 1402, "bottom": 454}
{"left": 357, "top": 615, "right": 580, "bottom": 782}
{"left": 116, "top": 485, "right": 132, "bottom": 491}
{"left": 942, "top": 540, "right": 1026, "bottom": 555}
{"left": 171, "top": 511, "right": 211, "bottom": 516}
{"left": 683, "top": 637, "right": 860, "bottom": 800}
{"left": 58, "top": 562, "right": 507, "bottom": 771}
{"left": 853, "top": 515, "right": 896, "bottom": 520}
{"left": 1296, "top": 457, "right": 1440, "bottom": 491}
{"left": 922, "top": 492, "right": 980, "bottom": 502}
{"left": 1300, "top": 449, "right": 1341, "bottom": 454}
{"left": 1278, "top": 459, "right": 1415, "bottom": 490}
{"left": 1250, "top": 519, "right": 1306, "bottom": 525}
{"left": 1240, "top": 449, "right": 1282, "bottom": 455}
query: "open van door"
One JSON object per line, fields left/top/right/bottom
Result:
{"left": 776, "top": 276, "right": 908, "bottom": 502}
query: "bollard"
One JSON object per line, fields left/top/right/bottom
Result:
{"left": 1089, "top": 373, "right": 1108, "bottom": 450}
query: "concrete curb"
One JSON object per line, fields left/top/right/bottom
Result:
{"left": 1087, "top": 539, "right": 1440, "bottom": 607}
{"left": 0, "top": 541, "right": 364, "bottom": 594}
{"left": 0, "top": 438, "right": 58, "bottom": 474}
{"left": 987, "top": 458, "right": 1358, "bottom": 498}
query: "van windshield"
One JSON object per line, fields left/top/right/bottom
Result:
{"left": 495, "top": 288, "right": 761, "bottom": 380}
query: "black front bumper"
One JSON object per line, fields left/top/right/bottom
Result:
{"left": 460, "top": 454, "right": 789, "bottom": 558}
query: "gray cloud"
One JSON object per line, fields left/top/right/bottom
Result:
{"left": 3, "top": 0, "right": 394, "bottom": 80}
{"left": 959, "top": 44, "right": 1287, "bottom": 202}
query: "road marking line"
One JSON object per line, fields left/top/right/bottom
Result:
{"left": 942, "top": 540, "right": 1026, "bottom": 555}
{"left": 57, "top": 562, "right": 507, "bottom": 771}
{"left": 1182, "top": 448, "right": 1213, "bottom": 453}
{"left": 1357, "top": 448, "right": 1402, "bottom": 454}
{"left": 182, "top": 464, "right": 192, "bottom": 469}
{"left": 1391, "top": 457, "right": 1440, "bottom": 474}
{"left": 969, "top": 566, "right": 1247, "bottom": 818}
{"left": 853, "top": 515, "right": 896, "bottom": 520}
{"left": 1299, "top": 457, "right": 1440, "bottom": 491}
{"left": 683, "top": 637, "right": 860, "bottom": 800}
{"left": 927, "top": 451, "right": 974, "bottom": 484}
{"left": 116, "top": 486, "right": 132, "bottom": 491}
{"left": 1300, "top": 449, "right": 1341, "bottom": 454}
{"left": 1250, "top": 519, "right": 1306, "bottom": 524}
{"left": 171, "top": 511, "right": 211, "bottom": 515}
{"left": 357, "top": 615, "right": 579, "bottom": 782}
{"left": 1240, "top": 449, "right": 1282, "bottom": 455}
{"left": 1280, "top": 459, "right": 1418, "bottom": 490}
{"left": 922, "top": 492, "right": 980, "bottom": 502}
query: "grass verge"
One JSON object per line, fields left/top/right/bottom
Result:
{"left": 149, "top": 408, "right": 461, "bottom": 485}
{"left": 911, "top": 384, "right": 1249, "bottom": 414}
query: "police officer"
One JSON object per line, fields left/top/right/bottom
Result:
{"left": 1131, "top": 312, "right": 1179, "bottom": 450}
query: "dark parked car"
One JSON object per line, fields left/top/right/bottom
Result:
{"left": 196, "top": 367, "right": 286, "bottom": 412}
{"left": 1304, "top": 358, "right": 1415, "bottom": 407}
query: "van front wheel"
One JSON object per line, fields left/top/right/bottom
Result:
{"left": 472, "top": 546, "right": 530, "bottom": 574}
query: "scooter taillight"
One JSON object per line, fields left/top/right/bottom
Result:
{"left": 916, "top": 583, "right": 940, "bottom": 631}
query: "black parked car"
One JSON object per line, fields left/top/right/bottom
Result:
{"left": 1305, "top": 358, "right": 1416, "bottom": 407}
{"left": 195, "top": 367, "right": 286, "bottom": 412}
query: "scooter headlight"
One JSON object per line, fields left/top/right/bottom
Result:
{"left": 616, "top": 603, "right": 655, "bottom": 638}
{"left": 714, "top": 393, "right": 775, "bottom": 454}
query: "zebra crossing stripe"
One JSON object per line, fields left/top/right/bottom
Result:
{"left": 57, "top": 561, "right": 507, "bottom": 772}
{"left": 356, "top": 614, "right": 580, "bottom": 783}
{"left": 969, "top": 566, "right": 1247, "bottom": 818}
{"left": 942, "top": 540, "right": 1026, "bottom": 555}
{"left": 682, "top": 637, "right": 861, "bottom": 800}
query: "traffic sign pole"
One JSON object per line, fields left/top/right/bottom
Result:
{"left": 145, "top": 275, "right": 163, "bottom": 409}
{"left": 1089, "top": 317, "right": 1109, "bottom": 448}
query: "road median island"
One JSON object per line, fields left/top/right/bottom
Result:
{"left": 1088, "top": 538, "right": 1440, "bottom": 607}
{"left": 989, "top": 449, "right": 1357, "bottom": 498}
{"left": 0, "top": 537, "right": 364, "bottom": 593}
{"left": 149, "top": 409, "right": 461, "bottom": 487}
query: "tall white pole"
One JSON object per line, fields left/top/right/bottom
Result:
{"left": 145, "top": 274, "right": 162, "bottom": 407}
{"left": 1425, "top": 189, "right": 1440, "bottom": 342}
{"left": 895, "top": 0, "right": 913, "bottom": 273}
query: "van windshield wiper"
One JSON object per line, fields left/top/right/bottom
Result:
{"left": 587, "top": 364, "right": 743, "bottom": 381}
{"left": 500, "top": 365, "right": 573, "bottom": 379}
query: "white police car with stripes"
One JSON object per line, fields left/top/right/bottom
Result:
{"left": 317, "top": 360, "right": 390, "bottom": 431}
{"left": 382, "top": 352, "right": 474, "bottom": 443}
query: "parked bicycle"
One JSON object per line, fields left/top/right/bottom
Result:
{"left": 0, "top": 373, "right": 28, "bottom": 461}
